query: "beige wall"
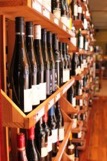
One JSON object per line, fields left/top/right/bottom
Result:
{"left": 95, "top": 30, "right": 107, "bottom": 54}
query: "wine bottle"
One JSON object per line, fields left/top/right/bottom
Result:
{"left": 55, "top": 101, "right": 64, "bottom": 143}
{"left": 47, "top": 31, "right": 57, "bottom": 92}
{"left": 52, "top": 34, "right": 61, "bottom": 87}
{"left": 71, "top": 0, "right": 78, "bottom": 20}
{"left": 67, "top": 85, "right": 76, "bottom": 107}
{"left": 48, "top": 106, "right": 58, "bottom": 157}
{"left": 52, "top": 0, "right": 61, "bottom": 19}
{"left": 66, "top": 132, "right": 75, "bottom": 161}
{"left": 41, "top": 28, "right": 52, "bottom": 97}
{"left": 61, "top": 0, "right": 68, "bottom": 25}
{"left": 17, "top": 133, "right": 28, "bottom": 161}
{"left": 26, "top": 126, "right": 40, "bottom": 161}
{"left": 77, "top": 29, "right": 84, "bottom": 50}
{"left": 9, "top": 17, "right": 32, "bottom": 114}
{"left": 77, "top": 1, "right": 83, "bottom": 20}
{"left": 26, "top": 21, "right": 40, "bottom": 108}
{"left": 33, "top": 25, "right": 46, "bottom": 102}
{"left": 59, "top": 41, "right": 64, "bottom": 85}
{"left": 35, "top": 118, "right": 48, "bottom": 161}
{"left": 62, "top": 43, "right": 70, "bottom": 83}
{"left": 42, "top": 113, "right": 52, "bottom": 161}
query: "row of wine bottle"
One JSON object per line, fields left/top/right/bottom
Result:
{"left": 9, "top": 17, "right": 71, "bottom": 114}
{"left": 16, "top": 103, "right": 64, "bottom": 161}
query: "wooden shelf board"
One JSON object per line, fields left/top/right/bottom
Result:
{"left": 77, "top": 139, "right": 86, "bottom": 150}
{"left": 1, "top": 78, "right": 75, "bottom": 129}
{"left": 0, "top": 1, "right": 72, "bottom": 38}
{"left": 60, "top": 96, "right": 79, "bottom": 115}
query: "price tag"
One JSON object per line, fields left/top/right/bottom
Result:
{"left": 34, "top": 107, "right": 45, "bottom": 122}
{"left": 32, "top": 0, "right": 42, "bottom": 13}
{"left": 43, "top": 9, "right": 50, "bottom": 19}
{"left": 54, "top": 18, "right": 59, "bottom": 25}
{"left": 63, "top": 25, "right": 66, "bottom": 31}
{"left": 55, "top": 92, "right": 60, "bottom": 102}
{"left": 48, "top": 98, "right": 54, "bottom": 109}
{"left": 63, "top": 87, "right": 67, "bottom": 94}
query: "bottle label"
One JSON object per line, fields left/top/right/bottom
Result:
{"left": 41, "top": 147, "right": 48, "bottom": 157}
{"left": 79, "top": 88, "right": 82, "bottom": 95}
{"left": 52, "top": 129, "right": 58, "bottom": 143}
{"left": 61, "top": 16, "right": 67, "bottom": 26}
{"left": 80, "top": 35, "right": 84, "bottom": 49}
{"left": 72, "top": 97, "right": 76, "bottom": 107}
{"left": 78, "top": 6, "right": 82, "bottom": 14}
{"left": 83, "top": 18, "right": 88, "bottom": 29}
{"left": 74, "top": 4, "right": 78, "bottom": 16}
{"left": 47, "top": 135, "right": 52, "bottom": 152}
{"left": 85, "top": 41, "right": 89, "bottom": 51}
{"left": 24, "top": 88, "right": 32, "bottom": 112}
{"left": 39, "top": 82, "right": 46, "bottom": 101}
{"left": 68, "top": 144, "right": 75, "bottom": 150}
{"left": 80, "top": 99, "right": 83, "bottom": 106}
{"left": 78, "top": 131, "right": 82, "bottom": 138}
{"left": 63, "top": 69, "right": 70, "bottom": 83}
{"left": 34, "top": 25, "right": 41, "bottom": 40}
{"left": 53, "top": 8, "right": 61, "bottom": 19}
{"left": 58, "top": 127, "right": 64, "bottom": 141}
{"left": 72, "top": 118, "right": 77, "bottom": 128}
{"left": 32, "top": 84, "right": 40, "bottom": 106}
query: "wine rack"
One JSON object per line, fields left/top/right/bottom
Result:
{"left": 0, "top": 0, "right": 95, "bottom": 161}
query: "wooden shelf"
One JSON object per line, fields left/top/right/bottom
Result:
{"left": 53, "top": 109, "right": 72, "bottom": 161}
{"left": 59, "top": 96, "right": 79, "bottom": 115}
{"left": 1, "top": 77, "right": 75, "bottom": 129}
{"left": 0, "top": 0, "right": 72, "bottom": 39}
{"left": 75, "top": 67, "right": 89, "bottom": 80}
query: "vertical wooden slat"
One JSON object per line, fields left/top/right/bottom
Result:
{"left": 0, "top": 15, "right": 7, "bottom": 161}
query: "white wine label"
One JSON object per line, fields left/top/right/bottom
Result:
{"left": 53, "top": 8, "right": 61, "bottom": 19}
{"left": 70, "top": 37, "right": 77, "bottom": 46}
{"left": 43, "top": 9, "right": 50, "bottom": 19}
{"left": 74, "top": 4, "right": 78, "bottom": 16}
{"left": 68, "top": 144, "right": 75, "bottom": 150}
{"left": 84, "top": 18, "right": 88, "bottom": 29}
{"left": 32, "top": 0, "right": 42, "bottom": 13}
{"left": 54, "top": 18, "right": 59, "bottom": 25}
{"left": 72, "top": 118, "right": 77, "bottom": 128}
{"left": 42, "top": 0, "right": 51, "bottom": 12}
{"left": 32, "top": 84, "right": 40, "bottom": 106}
{"left": 24, "top": 88, "right": 32, "bottom": 113}
{"left": 85, "top": 41, "right": 89, "bottom": 50}
{"left": 39, "top": 82, "right": 46, "bottom": 101}
{"left": 41, "top": 147, "right": 48, "bottom": 157}
{"left": 47, "top": 135, "right": 52, "bottom": 152}
{"left": 34, "top": 25, "right": 41, "bottom": 40}
{"left": 38, "top": 0, "right": 42, "bottom": 4}
{"left": 61, "top": 16, "right": 68, "bottom": 26}
{"left": 63, "top": 25, "right": 66, "bottom": 31}
{"left": 52, "top": 129, "right": 58, "bottom": 143}
{"left": 78, "top": 131, "right": 82, "bottom": 138}
{"left": 72, "top": 97, "right": 76, "bottom": 107}
{"left": 59, "top": 127, "right": 64, "bottom": 141}
{"left": 79, "top": 88, "right": 82, "bottom": 95}
{"left": 78, "top": 6, "right": 82, "bottom": 13}
{"left": 80, "top": 35, "right": 84, "bottom": 49}
{"left": 80, "top": 99, "right": 83, "bottom": 106}
{"left": 63, "top": 69, "right": 70, "bottom": 83}
{"left": 78, "top": 66, "right": 81, "bottom": 74}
